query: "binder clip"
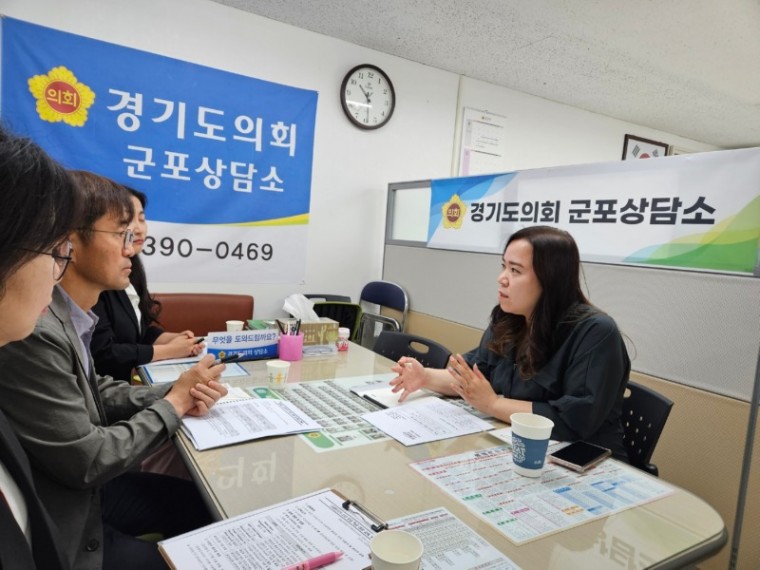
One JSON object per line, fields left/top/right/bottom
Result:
{"left": 341, "top": 498, "right": 388, "bottom": 532}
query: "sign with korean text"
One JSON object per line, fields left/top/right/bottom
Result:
{"left": 1, "top": 17, "right": 318, "bottom": 283}
{"left": 206, "top": 329, "right": 279, "bottom": 361}
{"left": 429, "top": 149, "right": 760, "bottom": 274}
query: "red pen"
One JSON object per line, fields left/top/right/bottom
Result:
{"left": 282, "top": 551, "right": 343, "bottom": 570}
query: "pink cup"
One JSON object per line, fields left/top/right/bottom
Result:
{"left": 278, "top": 333, "right": 304, "bottom": 361}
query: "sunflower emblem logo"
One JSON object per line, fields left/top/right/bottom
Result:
{"left": 441, "top": 194, "right": 467, "bottom": 229}
{"left": 28, "top": 66, "right": 95, "bottom": 127}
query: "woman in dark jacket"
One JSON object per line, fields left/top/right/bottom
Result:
{"left": 390, "top": 226, "right": 630, "bottom": 460}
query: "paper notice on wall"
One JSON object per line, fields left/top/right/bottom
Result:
{"left": 458, "top": 108, "right": 508, "bottom": 176}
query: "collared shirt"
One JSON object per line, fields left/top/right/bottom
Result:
{"left": 0, "top": 461, "right": 30, "bottom": 543}
{"left": 125, "top": 283, "right": 142, "bottom": 332}
{"left": 57, "top": 284, "right": 99, "bottom": 374}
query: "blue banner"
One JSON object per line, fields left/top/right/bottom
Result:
{"left": 1, "top": 17, "right": 317, "bottom": 226}
{"left": 1, "top": 17, "right": 318, "bottom": 284}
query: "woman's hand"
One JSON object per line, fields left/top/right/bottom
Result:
{"left": 389, "top": 357, "right": 427, "bottom": 402}
{"left": 166, "top": 334, "right": 201, "bottom": 358}
{"left": 448, "top": 353, "right": 499, "bottom": 415}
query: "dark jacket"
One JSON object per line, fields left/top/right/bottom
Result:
{"left": 0, "top": 411, "right": 69, "bottom": 570}
{"left": 91, "top": 289, "right": 163, "bottom": 381}
{"left": 0, "top": 286, "right": 176, "bottom": 569}
{"left": 464, "top": 306, "right": 630, "bottom": 460}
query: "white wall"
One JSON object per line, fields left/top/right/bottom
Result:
{"left": 1, "top": 0, "right": 719, "bottom": 318}
{"left": 455, "top": 76, "right": 719, "bottom": 172}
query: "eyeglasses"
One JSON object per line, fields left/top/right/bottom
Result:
{"left": 19, "top": 240, "right": 74, "bottom": 281}
{"left": 88, "top": 228, "right": 135, "bottom": 249}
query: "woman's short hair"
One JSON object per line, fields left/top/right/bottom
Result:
{"left": 0, "top": 126, "right": 79, "bottom": 294}
{"left": 69, "top": 170, "right": 134, "bottom": 241}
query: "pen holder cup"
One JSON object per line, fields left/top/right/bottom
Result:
{"left": 278, "top": 333, "right": 304, "bottom": 362}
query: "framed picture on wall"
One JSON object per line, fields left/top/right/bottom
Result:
{"left": 668, "top": 145, "right": 697, "bottom": 156}
{"left": 622, "top": 134, "right": 669, "bottom": 160}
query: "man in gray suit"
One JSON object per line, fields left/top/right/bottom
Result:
{"left": 0, "top": 171, "right": 228, "bottom": 570}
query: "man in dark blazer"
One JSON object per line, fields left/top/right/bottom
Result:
{"left": 0, "top": 172, "right": 227, "bottom": 570}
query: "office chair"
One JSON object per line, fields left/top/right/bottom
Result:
{"left": 153, "top": 293, "right": 254, "bottom": 336}
{"left": 373, "top": 331, "right": 451, "bottom": 369}
{"left": 356, "top": 281, "right": 409, "bottom": 348}
{"left": 621, "top": 381, "right": 674, "bottom": 476}
{"left": 311, "top": 301, "right": 363, "bottom": 341}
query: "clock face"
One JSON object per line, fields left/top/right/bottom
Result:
{"left": 340, "top": 64, "right": 395, "bottom": 130}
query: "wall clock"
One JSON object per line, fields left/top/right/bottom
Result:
{"left": 340, "top": 64, "right": 395, "bottom": 130}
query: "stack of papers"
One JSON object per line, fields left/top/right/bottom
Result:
{"left": 181, "top": 398, "right": 321, "bottom": 450}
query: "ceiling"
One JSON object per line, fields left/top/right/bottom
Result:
{"left": 210, "top": 0, "right": 760, "bottom": 149}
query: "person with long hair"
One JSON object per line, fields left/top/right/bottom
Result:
{"left": 0, "top": 125, "right": 76, "bottom": 569}
{"left": 390, "top": 226, "right": 630, "bottom": 459}
{"left": 91, "top": 187, "right": 202, "bottom": 382}
{"left": 0, "top": 170, "right": 228, "bottom": 569}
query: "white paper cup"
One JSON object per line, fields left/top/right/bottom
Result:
{"left": 370, "top": 529, "right": 423, "bottom": 570}
{"left": 266, "top": 360, "right": 290, "bottom": 390}
{"left": 226, "top": 320, "right": 244, "bottom": 332}
{"left": 510, "top": 412, "right": 554, "bottom": 477}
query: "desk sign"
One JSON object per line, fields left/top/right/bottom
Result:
{"left": 206, "top": 329, "right": 279, "bottom": 361}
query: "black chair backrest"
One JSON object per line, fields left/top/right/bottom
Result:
{"left": 305, "top": 293, "right": 352, "bottom": 302}
{"left": 311, "top": 302, "right": 362, "bottom": 341}
{"left": 359, "top": 281, "right": 407, "bottom": 312}
{"left": 621, "top": 381, "right": 674, "bottom": 476}
{"left": 373, "top": 331, "right": 451, "bottom": 369}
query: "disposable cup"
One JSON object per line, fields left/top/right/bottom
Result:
{"left": 266, "top": 360, "right": 290, "bottom": 390}
{"left": 226, "top": 320, "right": 244, "bottom": 332}
{"left": 369, "top": 529, "right": 423, "bottom": 570}
{"left": 510, "top": 412, "right": 554, "bottom": 477}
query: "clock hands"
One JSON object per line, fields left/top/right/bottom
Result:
{"left": 359, "top": 84, "right": 372, "bottom": 104}
{"left": 359, "top": 84, "right": 373, "bottom": 124}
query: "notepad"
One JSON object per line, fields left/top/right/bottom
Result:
{"left": 141, "top": 361, "right": 249, "bottom": 384}
{"left": 180, "top": 398, "right": 321, "bottom": 450}
{"left": 350, "top": 383, "right": 440, "bottom": 408}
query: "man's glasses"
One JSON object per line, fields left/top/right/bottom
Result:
{"left": 19, "top": 240, "right": 74, "bottom": 281}
{"left": 88, "top": 228, "right": 135, "bottom": 249}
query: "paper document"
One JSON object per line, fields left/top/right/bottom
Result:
{"left": 412, "top": 446, "right": 674, "bottom": 545}
{"left": 181, "top": 398, "right": 321, "bottom": 450}
{"left": 390, "top": 507, "right": 521, "bottom": 569}
{"left": 159, "top": 489, "right": 374, "bottom": 569}
{"left": 350, "top": 383, "right": 439, "bottom": 408}
{"left": 362, "top": 397, "right": 492, "bottom": 445}
{"left": 142, "top": 361, "right": 249, "bottom": 384}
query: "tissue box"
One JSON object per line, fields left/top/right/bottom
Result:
{"left": 248, "top": 318, "right": 339, "bottom": 355}
{"left": 206, "top": 328, "right": 279, "bottom": 361}
{"left": 299, "top": 318, "right": 339, "bottom": 347}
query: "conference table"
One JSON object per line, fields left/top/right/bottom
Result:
{"left": 163, "top": 343, "right": 727, "bottom": 569}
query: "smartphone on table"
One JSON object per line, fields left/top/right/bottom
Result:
{"left": 548, "top": 441, "right": 611, "bottom": 472}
